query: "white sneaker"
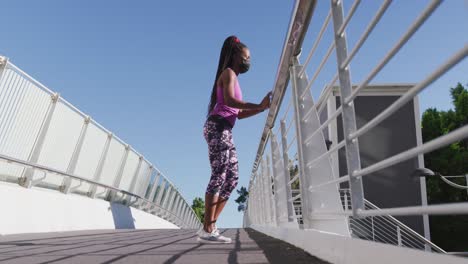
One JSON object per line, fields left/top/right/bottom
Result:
{"left": 197, "top": 225, "right": 219, "bottom": 236}
{"left": 213, "top": 225, "right": 220, "bottom": 236}
{"left": 197, "top": 229, "right": 231, "bottom": 244}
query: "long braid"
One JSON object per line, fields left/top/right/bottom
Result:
{"left": 207, "top": 36, "right": 247, "bottom": 117}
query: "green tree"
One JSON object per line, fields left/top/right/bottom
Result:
{"left": 191, "top": 197, "right": 205, "bottom": 224}
{"left": 234, "top": 186, "right": 249, "bottom": 212}
{"left": 421, "top": 82, "right": 468, "bottom": 251}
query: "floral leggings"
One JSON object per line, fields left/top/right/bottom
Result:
{"left": 203, "top": 117, "right": 239, "bottom": 200}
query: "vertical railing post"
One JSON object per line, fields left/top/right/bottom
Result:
{"left": 371, "top": 216, "right": 375, "bottom": 241}
{"left": 146, "top": 171, "right": 160, "bottom": 201}
{"left": 179, "top": 205, "right": 186, "bottom": 228}
{"left": 177, "top": 197, "right": 186, "bottom": 226}
{"left": 188, "top": 213, "right": 194, "bottom": 228}
{"left": 127, "top": 156, "right": 143, "bottom": 195}
{"left": 0, "top": 56, "right": 8, "bottom": 79}
{"left": 173, "top": 195, "right": 183, "bottom": 225}
{"left": 157, "top": 181, "right": 171, "bottom": 214}
{"left": 290, "top": 55, "right": 349, "bottom": 234}
{"left": 164, "top": 187, "right": 177, "bottom": 218}
{"left": 259, "top": 158, "right": 270, "bottom": 225}
{"left": 265, "top": 155, "right": 277, "bottom": 226}
{"left": 88, "top": 133, "right": 112, "bottom": 198}
{"left": 108, "top": 144, "right": 130, "bottom": 201}
{"left": 344, "top": 192, "right": 348, "bottom": 211}
{"left": 331, "top": 0, "right": 365, "bottom": 215}
{"left": 397, "top": 226, "right": 402, "bottom": 246}
{"left": 151, "top": 177, "right": 166, "bottom": 212}
{"left": 61, "top": 116, "right": 90, "bottom": 194}
{"left": 250, "top": 183, "right": 256, "bottom": 225}
{"left": 182, "top": 205, "right": 189, "bottom": 228}
{"left": 134, "top": 166, "right": 153, "bottom": 208}
{"left": 20, "top": 93, "right": 59, "bottom": 188}
{"left": 256, "top": 177, "right": 262, "bottom": 225}
{"left": 280, "top": 120, "right": 299, "bottom": 225}
{"left": 270, "top": 131, "right": 290, "bottom": 226}
{"left": 465, "top": 174, "right": 468, "bottom": 197}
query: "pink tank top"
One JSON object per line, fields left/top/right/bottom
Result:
{"left": 210, "top": 78, "right": 243, "bottom": 127}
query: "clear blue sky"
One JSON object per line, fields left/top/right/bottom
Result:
{"left": 1, "top": 1, "right": 466, "bottom": 228}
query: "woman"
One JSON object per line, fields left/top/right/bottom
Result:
{"left": 198, "top": 35, "right": 271, "bottom": 243}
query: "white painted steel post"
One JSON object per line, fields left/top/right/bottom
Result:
{"left": 165, "top": 190, "right": 177, "bottom": 221}
{"left": 138, "top": 166, "right": 153, "bottom": 199}
{"left": 177, "top": 197, "right": 186, "bottom": 226}
{"left": 188, "top": 213, "right": 194, "bottom": 228}
{"left": 128, "top": 156, "right": 143, "bottom": 194}
{"left": 371, "top": 217, "right": 375, "bottom": 241}
{"left": 266, "top": 155, "right": 277, "bottom": 226}
{"left": 290, "top": 56, "right": 349, "bottom": 234}
{"left": 280, "top": 120, "right": 299, "bottom": 225}
{"left": 255, "top": 178, "right": 262, "bottom": 225}
{"left": 158, "top": 183, "right": 172, "bottom": 214}
{"left": 179, "top": 205, "right": 187, "bottom": 228}
{"left": 259, "top": 159, "right": 270, "bottom": 225}
{"left": 108, "top": 144, "right": 130, "bottom": 201}
{"left": 134, "top": 165, "right": 153, "bottom": 208}
{"left": 20, "top": 93, "right": 59, "bottom": 188}
{"left": 250, "top": 183, "right": 257, "bottom": 225}
{"left": 182, "top": 205, "right": 189, "bottom": 228}
{"left": 397, "top": 226, "right": 402, "bottom": 246}
{"left": 331, "top": 0, "right": 365, "bottom": 214}
{"left": 164, "top": 187, "right": 177, "bottom": 218}
{"left": 88, "top": 133, "right": 112, "bottom": 198}
{"left": 61, "top": 116, "right": 90, "bottom": 194}
{"left": 0, "top": 57, "right": 8, "bottom": 85}
{"left": 154, "top": 178, "right": 167, "bottom": 205}
{"left": 270, "top": 131, "right": 289, "bottom": 226}
{"left": 466, "top": 174, "right": 468, "bottom": 197}
{"left": 143, "top": 170, "right": 160, "bottom": 210}
{"left": 173, "top": 195, "right": 183, "bottom": 223}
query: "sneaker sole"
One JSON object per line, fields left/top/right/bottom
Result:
{"left": 196, "top": 237, "right": 231, "bottom": 244}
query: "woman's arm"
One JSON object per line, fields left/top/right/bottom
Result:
{"left": 238, "top": 108, "right": 264, "bottom": 119}
{"left": 221, "top": 69, "right": 265, "bottom": 110}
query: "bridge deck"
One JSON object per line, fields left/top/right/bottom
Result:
{"left": 0, "top": 228, "right": 329, "bottom": 264}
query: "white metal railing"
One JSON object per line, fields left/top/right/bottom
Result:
{"left": 339, "top": 189, "right": 446, "bottom": 253}
{"left": 0, "top": 56, "right": 201, "bottom": 229}
{"left": 243, "top": 0, "right": 467, "bottom": 256}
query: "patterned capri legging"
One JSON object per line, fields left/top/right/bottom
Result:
{"left": 203, "top": 118, "right": 239, "bottom": 200}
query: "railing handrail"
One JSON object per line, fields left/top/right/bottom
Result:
{"left": 0, "top": 57, "right": 199, "bottom": 229}
{"left": 364, "top": 199, "right": 446, "bottom": 253}
{"left": 0, "top": 152, "right": 190, "bottom": 227}
{"left": 250, "top": 0, "right": 317, "bottom": 181}
{"left": 1, "top": 57, "right": 181, "bottom": 190}
{"left": 340, "top": 189, "right": 446, "bottom": 253}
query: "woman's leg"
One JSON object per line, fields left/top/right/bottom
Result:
{"left": 203, "top": 121, "right": 230, "bottom": 233}
{"left": 215, "top": 143, "right": 239, "bottom": 223}
{"left": 212, "top": 198, "right": 228, "bottom": 225}
{"left": 204, "top": 193, "right": 218, "bottom": 233}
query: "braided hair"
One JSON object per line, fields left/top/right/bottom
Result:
{"left": 207, "top": 35, "right": 247, "bottom": 116}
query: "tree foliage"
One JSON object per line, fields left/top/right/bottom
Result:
{"left": 421, "top": 82, "right": 468, "bottom": 251}
{"left": 234, "top": 186, "right": 249, "bottom": 212}
{"left": 191, "top": 197, "right": 205, "bottom": 224}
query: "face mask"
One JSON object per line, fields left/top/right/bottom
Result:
{"left": 239, "top": 59, "right": 250, "bottom": 74}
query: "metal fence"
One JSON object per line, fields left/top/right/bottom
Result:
{"left": 243, "top": 0, "right": 467, "bottom": 253}
{"left": 0, "top": 56, "right": 201, "bottom": 229}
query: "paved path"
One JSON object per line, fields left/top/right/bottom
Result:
{"left": 0, "top": 228, "right": 330, "bottom": 264}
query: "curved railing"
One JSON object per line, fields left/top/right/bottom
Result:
{"left": 0, "top": 56, "right": 201, "bottom": 229}
{"left": 244, "top": 0, "right": 467, "bottom": 256}
{"left": 340, "top": 189, "right": 446, "bottom": 253}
